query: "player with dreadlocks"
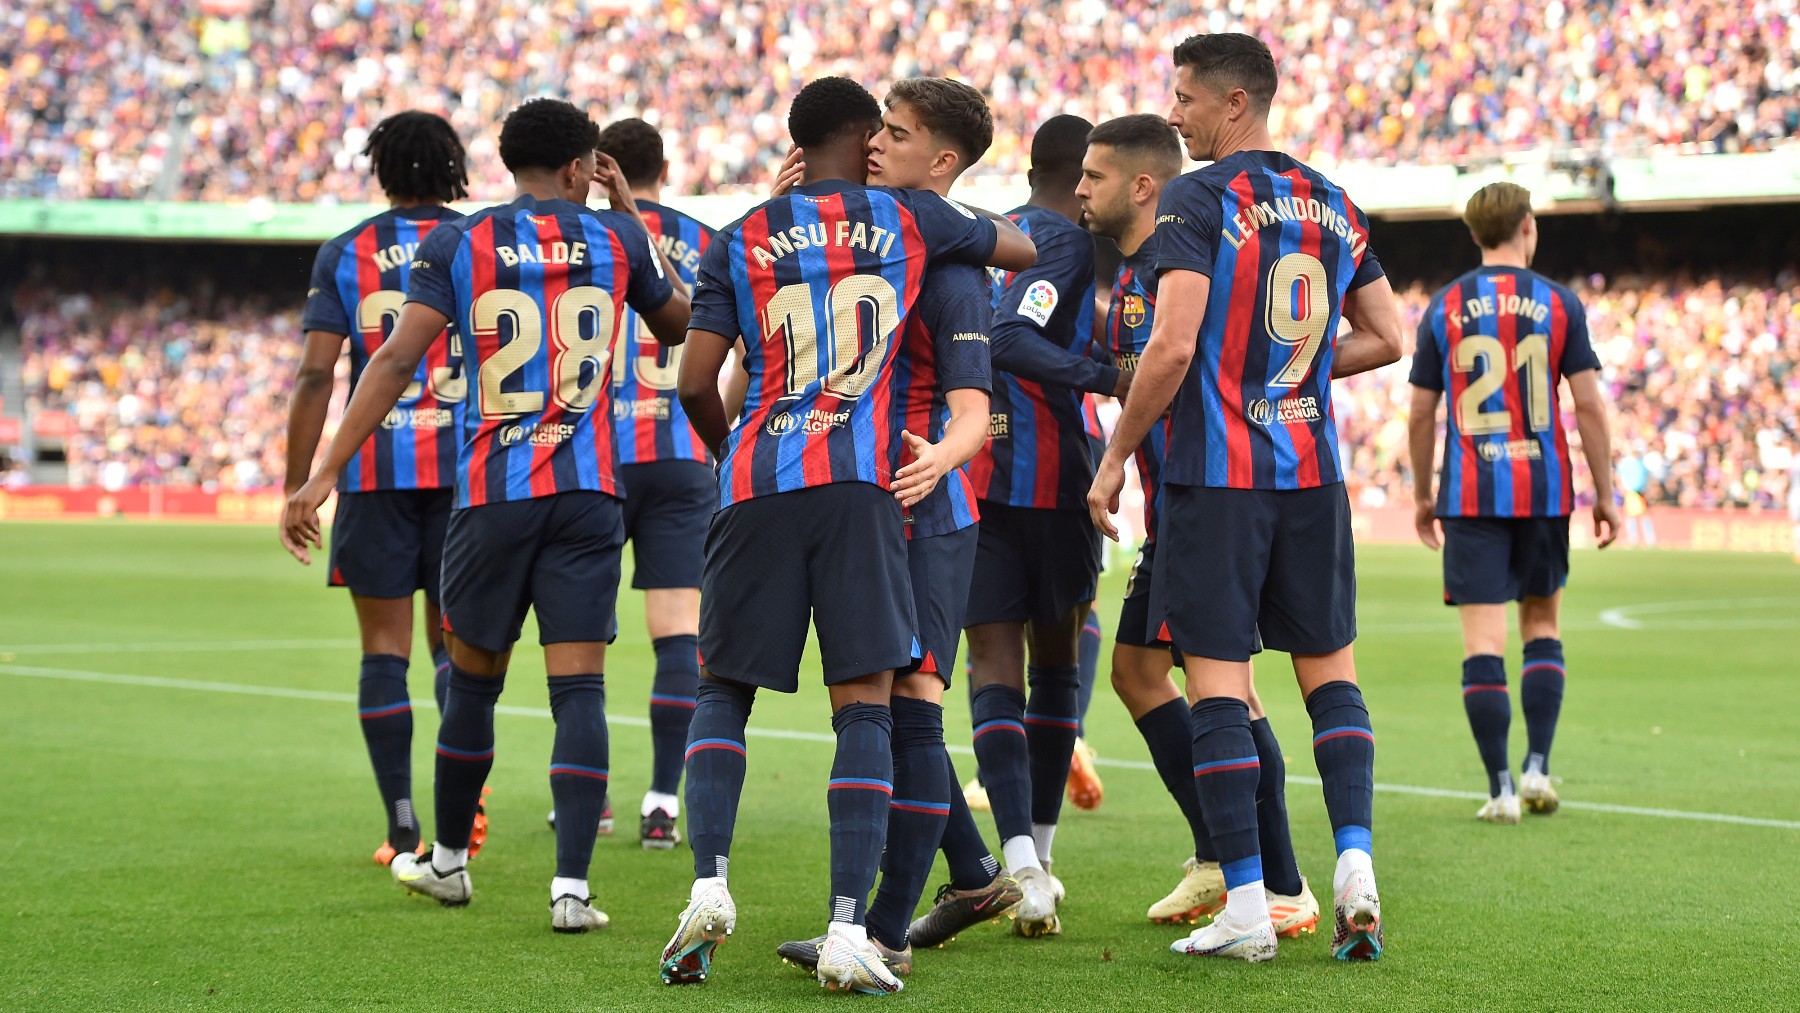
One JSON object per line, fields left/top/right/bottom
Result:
{"left": 284, "top": 110, "right": 476, "bottom": 868}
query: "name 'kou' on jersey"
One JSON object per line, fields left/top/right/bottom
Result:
{"left": 302, "top": 206, "right": 466, "bottom": 494}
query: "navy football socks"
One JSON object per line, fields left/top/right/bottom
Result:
{"left": 547, "top": 674, "right": 609, "bottom": 880}
{"left": 357, "top": 653, "right": 417, "bottom": 851}
{"left": 939, "top": 748, "right": 1003, "bottom": 888}
{"left": 1024, "top": 665, "right": 1080, "bottom": 828}
{"left": 1520, "top": 638, "right": 1566, "bottom": 776}
{"left": 430, "top": 643, "right": 450, "bottom": 715}
{"left": 685, "top": 678, "right": 754, "bottom": 881}
{"left": 434, "top": 666, "right": 503, "bottom": 850}
{"left": 1134, "top": 698, "right": 1217, "bottom": 863}
{"left": 1461, "top": 654, "right": 1513, "bottom": 796}
{"left": 826, "top": 702, "right": 894, "bottom": 926}
{"left": 1189, "top": 697, "right": 1263, "bottom": 890}
{"left": 969, "top": 684, "right": 1032, "bottom": 841}
{"left": 1306, "top": 680, "right": 1376, "bottom": 858}
{"left": 1250, "top": 717, "right": 1304, "bottom": 897}
{"left": 648, "top": 635, "right": 700, "bottom": 797}
{"left": 1076, "top": 611, "right": 1102, "bottom": 736}
{"left": 866, "top": 697, "right": 950, "bottom": 949}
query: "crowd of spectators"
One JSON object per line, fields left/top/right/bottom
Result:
{"left": 15, "top": 286, "right": 300, "bottom": 492}
{"left": 12, "top": 271, "right": 1798, "bottom": 514}
{"left": 5, "top": 0, "right": 1799, "bottom": 201}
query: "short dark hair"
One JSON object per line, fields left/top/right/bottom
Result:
{"left": 363, "top": 111, "right": 468, "bottom": 203}
{"left": 788, "top": 77, "right": 882, "bottom": 149}
{"left": 597, "top": 118, "right": 664, "bottom": 189}
{"left": 1086, "top": 114, "right": 1182, "bottom": 180}
{"left": 1172, "top": 33, "right": 1279, "bottom": 114}
{"left": 1029, "top": 114, "right": 1094, "bottom": 189}
{"left": 884, "top": 77, "right": 994, "bottom": 165}
{"left": 498, "top": 98, "right": 600, "bottom": 174}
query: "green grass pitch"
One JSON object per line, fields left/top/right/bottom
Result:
{"left": 2, "top": 521, "right": 1797, "bottom": 1011}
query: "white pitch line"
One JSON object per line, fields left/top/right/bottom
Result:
{"left": 0, "top": 639, "right": 362, "bottom": 655}
{"left": 5, "top": 661, "right": 1798, "bottom": 832}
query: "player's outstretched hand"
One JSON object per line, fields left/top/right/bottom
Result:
{"left": 891, "top": 430, "right": 950, "bottom": 508}
{"left": 1088, "top": 457, "right": 1125, "bottom": 542}
{"left": 280, "top": 475, "right": 333, "bottom": 565}
{"left": 1593, "top": 499, "right": 1622, "bottom": 549}
{"left": 1414, "top": 499, "right": 1442, "bottom": 550}
{"left": 770, "top": 146, "right": 805, "bottom": 197}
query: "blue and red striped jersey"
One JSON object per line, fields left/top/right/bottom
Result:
{"left": 405, "top": 194, "right": 675, "bottom": 508}
{"left": 891, "top": 262, "right": 993, "bottom": 539}
{"left": 687, "top": 180, "right": 998, "bottom": 509}
{"left": 1410, "top": 266, "right": 1599, "bottom": 517}
{"left": 1105, "top": 236, "right": 1169, "bottom": 541}
{"left": 969, "top": 205, "right": 1097, "bottom": 511}
{"left": 1154, "top": 151, "right": 1384, "bottom": 490}
{"left": 613, "top": 199, "right": 714, "bottom": 465}
{"left": 302, "top": 206, "right": 465, "bottom": 493}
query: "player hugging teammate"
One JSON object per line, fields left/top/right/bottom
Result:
{"left": 275, "top": 28, "right": 1631, "bottom": 995}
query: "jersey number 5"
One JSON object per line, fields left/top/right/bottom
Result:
{"left": 357, "top": 290, "right": 467, "bottom": 404}
{"left": 761, "top": 277, "right": 900, "bottom": 400}
{"left": 1264, "top": 252, "right": 1330, "bottom": 389}
{"left": 472, "top": 287, "right": 616, "bottom": 419}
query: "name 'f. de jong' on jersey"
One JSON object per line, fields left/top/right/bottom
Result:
{"left": 1411, "top": 265, "right": 1600, "bottom": 517}
{"left": 687, "top": 180, "right": 998, "bottom": 510}
{"left": 302, "top": 205, "right": 466, "bottom": 493}
{"left": 1153, "top": 150, "right": 1385, "bottom": 490}
{"left": 404, "top": 194, "right": 675, "bottom": 508}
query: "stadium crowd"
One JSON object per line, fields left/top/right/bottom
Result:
{"left": 13, "top": 271, "right": 1798, "bottom": 511}
{"left": 4, "top": 0, "right": 1798, "bottom": 201}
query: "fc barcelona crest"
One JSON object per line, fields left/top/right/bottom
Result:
{"left": 1122, "top": 294, "right": 1147, "bottom": 328}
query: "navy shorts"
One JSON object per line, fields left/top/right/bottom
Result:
{"left": 440, "top": 492, "right": 625, "bottom": 653}
{"left": 1116, "top": 538, "right": 1172, "bottom": 649}
{"left": 963, "top": 503, "right": 1101, "bottom": 627}
{"left": 1151, "top": 483, "right": 1355, "bottom": 663}
{"left": 328, "top": 488, "right": 453, "bottom": 601}
{"left": 908, "top": 524, "right": 978, "bottom": 686}
{"left": 619, "top": 460, "right": 714, "bottom": 590}
{"left": 699, "top": 483, "right": 917, "bottom": 691}
{"left": 1441, "top": 515, "right": 1570, "bottom": 605}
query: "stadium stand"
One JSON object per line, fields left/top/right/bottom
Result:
{"left": 12, "top": 272, "right": 1796, "bottom": 512}
{"left": 3, "top": 0, "right": 1797, "bottom": 201}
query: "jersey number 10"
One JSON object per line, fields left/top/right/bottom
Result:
{"left": 761, "top": 276, "right": 901, "bottom": 400}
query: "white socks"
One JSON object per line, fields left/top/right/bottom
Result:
{"left": 1495, "top": 770, "right": 1516, "bottom": 798}
{"left": 642, "top": 790, "right": 680, "bottom": 818}
{"left": 1031, "top": 822, "right": 1057, "bottom": 865}
{"left": 1223, "top": 881, "right": 1271, "bottom": 927}
{"left": 1334, "top": 847, "right": 1375, "bottom": 897}
{"left": 431, "top": 843, "right": 468, "bottom": 874}
{"left": 551, "top": 876, "right": 588, "bottom": 901}
{"left": 828, "top": 921, "right": 868, "bottom": 944}
{"left": 1000, "top": 835, "right": 1041, "bottom": 875}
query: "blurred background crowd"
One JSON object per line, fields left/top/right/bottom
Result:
{"left": 14, "top": 270, "right": 1799, "bottom": 513}
{"left": 4, "top": 0, "right": 1797, "bottom": 201}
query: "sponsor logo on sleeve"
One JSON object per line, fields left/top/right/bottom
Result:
{"left": 1017, "top": 280, "right": 1059, "bottom": 327}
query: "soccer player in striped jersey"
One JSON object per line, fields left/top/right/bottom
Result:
{"left": 1408, "top": 182, "right": 1619, "bottom": 823}
{"left": 663, "top": 76, "right": 1035, "bottom": 995}
{"left": 592, "top": 118, "right": 717, "bottom": 849}
{"left": 962, "top": 114, "right": 1129, "bottom": 938}
{"left": 286, "top": 111, "right": 468, "bottom": 868}
{"left": 1090, "top": 34, "right": 1406, "bottom": 962}
{"left": 1079, "top": 111, "right": 1318, "bottom": 938}
{"left": 771, "top": 77, "right": 1023, "bottom": 976}
{"left": 283, "top": 98, "right": 691, "bottom": 932}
